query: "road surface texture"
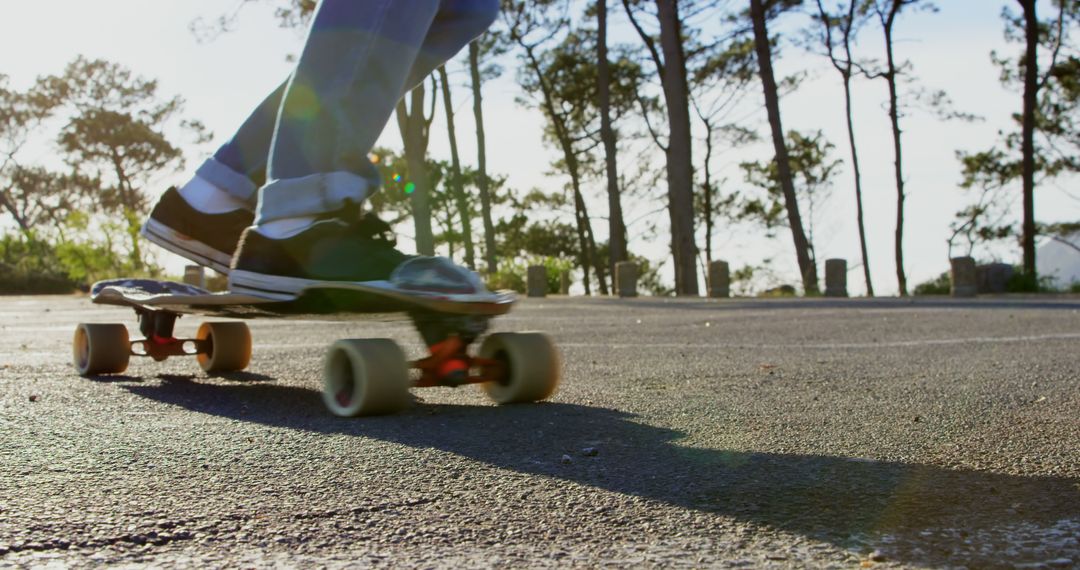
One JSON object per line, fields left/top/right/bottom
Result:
{"left": 1, "top": 294, "right": 1078, "bottom": 568}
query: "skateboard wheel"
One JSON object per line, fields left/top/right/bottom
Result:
{"left": 323, "top": 339, "right": 410, "bottom": 417}
{"left": 73, "top": 323, "right": 130, "bottom": 376}
{"left": 479, "top": 332, "right": 560, "bottom": 405}
{"left": 196, "top": 322, "right": 252, "bottom": 373}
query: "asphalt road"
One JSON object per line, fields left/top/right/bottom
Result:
{"left": 1, "top": 294, "right": 1079, "bottom": 568}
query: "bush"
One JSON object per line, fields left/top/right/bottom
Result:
{"left": 0, "top": 227, "right": 163, "bottom": 294}
{"left": 486, "top": 262, "right": 527, "bottom": 293}
{"left": 486, "top": 257, "right": 575, "bottom": 295}
{"left": 0, "top": 235, "right": 77, "bottom": 294}
{"left": 1005, "top": 270, "right": 1060, "bottom": 293}
{"left": 0, "top": 264, "right": 77, "bottom": 294}
{"left": 758, "top": 284, "right": 797, "bottom": 297}
{"left": 914, "top": 271, "right": 951, "bottom": 296}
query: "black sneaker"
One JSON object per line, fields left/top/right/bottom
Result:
{"left": 141, "top": 187, "right": 254, "bottom": 275}
{"left": 228, "top": 211, "right": 412, "bottom": 299}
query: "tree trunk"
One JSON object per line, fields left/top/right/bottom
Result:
{"left": 1020, "top": 0, "right": 1038, "bottom": 278}
{"left": 0, "top": 190, "right": 33, "bottom": 238}
{"left": 656, "top": 0, "right": 699, "bottom": 296}
{"left": 598, "top": 0, "right": 628, "bottom": 279}
{"left": 842, "top": 77, "right": 874, "bottom": 297}
{"left": 469, "top": 42, "right": 499, "bottom": 275}
{"left": 830, "top": 0, "right": 875, "bottom": 298}
{"left": 572, "top": 189, "right": 594, "bottom": 296}
{"left": 702, "top": 119, "right": 715, "bottom": 267}
{"left": 522, "top": 42, "right": 609, "bottom": 295}
{"left": 439, "top": 65, "right": 476, "bottom": 270}
{"left": 396, "top": 86, "right": 435, "bottom": 256}
{"left": 749, "top": 0, "right": 819, "bottom": 294}
{"left": 881, "top": 5, "right": 908, "bottom": 296}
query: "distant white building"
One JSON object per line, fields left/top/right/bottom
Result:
{"left": 1037, "top": 232, "right": 1080, "bottom": 290}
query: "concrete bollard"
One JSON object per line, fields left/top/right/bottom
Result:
{"left": 950, "top": 256, "right": 977, "bottom": 297}
{"left": 824, "top": 259, "right": 848, "bottom": 297}
{"left": 615, "top": 261, "right": 639, "bottom": 298}
{"left": 976, "top": 263, "right": 1014, "bottom": 294}
{"left": 527, "top": 265, "right": 547, "bottom": 298}
{"left": 183, "top": 265, "right": 206, "bottom": 289}
{"left": 559, "top": 271, "right": 571, "bottom": 296}
{"left": 709, "top": 261, "right": 730, "bottom": 298}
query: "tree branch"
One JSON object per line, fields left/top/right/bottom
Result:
{"left": 621, "top": 0, "right": 665, "bottom": 81}
{"left": 1037, "top": 0, "right": 1067, "bottom": 91}
{"left": 635, "top": 91, "right": 667, "bottom": 152}
{"left": 1050, "top": 234, "right": 1080, "bottom": 255}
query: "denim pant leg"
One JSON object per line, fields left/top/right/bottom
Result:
{"left": 199, "top": 0, "right": 498, "bottom": 216}
{"left": 257, "top": 0, "right": 499, "bottom": 224}
{"left": 401, "top": 0, "right": 500, "bottom": 90}
{"left": 198, "top": 82, "right": 287, "bottom": 206}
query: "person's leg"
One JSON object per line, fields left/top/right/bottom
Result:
{"left": 231, "top": 0, "right": 500, "bottom": 296}
{"left": 144, "top": 0, "right": 500, "bottom": 277}
{"left": 139, "top": 84, "right": 285, "bottom": 274}
{"left": 401, "top": 0, "right": 501, "bottom": 93}
{"left": 165, "top": 0, "right": 498, "bottom": 216}
{"left": 257, "top": 0, "right": 499, "bottom": 227}
{"left": 198, "top": 81, "right": 288, "bottom": 206}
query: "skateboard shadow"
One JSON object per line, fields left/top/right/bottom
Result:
{"left": 123, "top": 378, "right": 1079, "bottom": 566}
{"left": 156, "top": 371, "right": 276, "bottom": 383}
{"left": 85, "top": 374, "right": 144, "bottom": 384}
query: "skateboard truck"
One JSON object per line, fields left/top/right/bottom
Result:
{"left": 131, "top": 308, "right": 204, "bottom": 362}
{"left": 413, "top": 335, "right": 505, "bottom": 388}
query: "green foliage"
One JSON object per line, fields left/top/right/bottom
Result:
{"left": 0, "top": 234, "right": 76, "bottom": 294}
{"left": 537, "top": 257, "right": 575, "bottom": 294}
{"left": 485, "top": 257, "right": 574, "bottom": 295}
{"left": 40, "top": 56, "right": 198, "bottom": 217}
{"left": 494, "top": 189, "right": 575, "bottom": 260}
{"left": 758, "top": 285, "right": 797, "bottom": 297}
{"left": 632, "top": 255, "right": 674, "bottom": 297}
{"left": 954, "top": 1, "right": 1080, "bottom": 256}
{"left": 0, "top": 213, "right": 163, "bottom": 293}
{"left": 2, "top": 57, "right": 201, "bottom": 289}
{"left": 485, "top": 262, "right": 527, "bottom": 293}
{"left": 913, "top": 271, "right": 951, "bottom": 295}
{"left": 738, "top": 130, "right": 840, "bottom": 262}
{"left": 1005, "top": 268, "right": 1060, "bottom": 293}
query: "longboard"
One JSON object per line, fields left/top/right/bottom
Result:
{"left": 75, "top": 278, "right": 559, "bottom": 417}
{"left": 89, "top": 278, "right": 517, "bottom": 319}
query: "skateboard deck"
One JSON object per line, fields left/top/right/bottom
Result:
{"left": 89, "top": 278, "right": 516, "bottom": 319}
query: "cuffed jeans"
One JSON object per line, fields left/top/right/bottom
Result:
{"left": 196, "top": 0, "right": 499, "bottom": 224}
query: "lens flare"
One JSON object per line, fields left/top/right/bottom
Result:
{"left": 283, "top": 83, "right": 320, "bottom": 121}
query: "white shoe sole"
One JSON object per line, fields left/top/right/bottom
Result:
{"left": 228, "top": 270, "right": 320, "bottom": 300}
{"left": 141, "top": 218, "right": 233, "bottom": 275}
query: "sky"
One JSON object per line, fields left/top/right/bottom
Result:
{"left": 0, "top": 0, "right": 1076, "bottom": 295}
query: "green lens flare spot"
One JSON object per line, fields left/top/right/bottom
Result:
{"left": 405, "top": 182, "right": 416, "bottom": 194}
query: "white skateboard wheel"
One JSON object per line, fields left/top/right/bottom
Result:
{"left": 196, "top": 322, "right": 252, "bottom": 373}
{"left": 73, "top": 323, "right": 130, "bottom": 376}
{"left": 479, "top": 332, "right": 560, "bottom": 405}
{"left": 323, "top": 339, "right": 411, "bottom": 417}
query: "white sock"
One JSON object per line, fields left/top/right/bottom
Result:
{"left": 178, "top": 176, "right": 249, "bottom": 214}
{"left": 255, "top": 216, "right": 319, "bottom": 239}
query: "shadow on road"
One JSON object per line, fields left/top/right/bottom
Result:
{"left": 124, "top": 377, "right": 1079, "bottom": 566}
